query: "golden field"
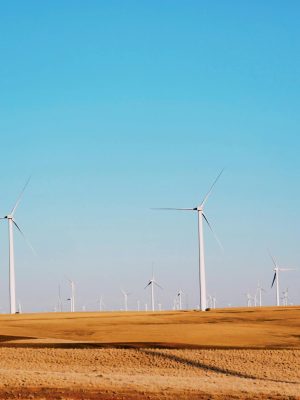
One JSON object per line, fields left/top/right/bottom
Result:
{"left": 0, "top": 307, "right": 299, "bottom": 399}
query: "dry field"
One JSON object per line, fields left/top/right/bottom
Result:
{"left": 0, "top": 307, "right": 299, "bottom": 399}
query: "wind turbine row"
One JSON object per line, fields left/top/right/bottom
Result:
{"left": 3, "top": 172, "right": 299, "bottom": 314}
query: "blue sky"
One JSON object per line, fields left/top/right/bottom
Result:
{"left": 0, "top": 1, "right": 299, "bottom": 312}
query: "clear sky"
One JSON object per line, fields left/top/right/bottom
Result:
{"left": 0, "top": 1, "right": 299, "bottom": 312}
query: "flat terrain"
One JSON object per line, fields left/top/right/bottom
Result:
{"left": 0, "top": 307, "right": 299, "bottom": 399}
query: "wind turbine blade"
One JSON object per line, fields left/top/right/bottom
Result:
{"left": 268, "top": 250, "right": 277, "bottom": 268}
{"left": 200, "top": 169, "right": 224, "bottom": 207}
{"left": 154, "top": 281, "right": 163, "bottom": 290}
{"left": 202, "top": 213, "right": 223, "bottom": 251}
{"left": 144, "top": 281, "right": 152, "bottom": 289}
{"left": 151, "top": 208, "right": 195, "bottom": 211}
{"left": 279, "top": 267, "right": 298, "bottom": 271}
{"left": 11, "top": 176, "right": 31, "bottom": 216}
{"left": 13, "top": 220, "right": 36, "bottom": 255}
{"left": 271, "top": 272, "right": 277, "bottom": 288}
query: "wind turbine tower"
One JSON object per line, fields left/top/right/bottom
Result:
{"left": 152, "top": 170, "right": 223, "bottom": 311}
{"left": 282, "top": 288, "right": 289, "bottom": 306}
{"left": 58, "top": 285, "right": 63, "bottom": 312}
{"left": 98, "top": 296, "right": 104, "bottom": 312}
{"left": 67, "top": 279, "right": 75, "bottom": 312}
{"left": 245, "top": 293, "right": 252, "bottom": 307}
{"left": 212, "top": 296, "right": 216, "bottom": 309}
{"left": 256, "top": 282, "right": 265, "bottom": 307}
{"left": 121, "top": 289, "right": 130, "bottom": 311}
{"left": 177, "top": 289, "right": 184, "bottom": 310}
{"left": 0, "top": 178, "right": 33, "bottom": 314}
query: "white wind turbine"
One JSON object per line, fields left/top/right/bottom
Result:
{"left": 58, "top": 284, "right": 63, "bottom": 312}
{"left": 177, "top": 289, "right": 184, "bottom": 310}
{"left": 0, "top": 178, "right": 33, "bottom": 314}
{"left": 256, "top": 282, "right": 265, "bottom": 307}
{"left": 152, "top": 170, "right": 224, "bottom": 311}
{"left": 282, "top": 288, "right": 289, "bottom": 306}
{"left": 245, "top": 293, "right": 252, "bottom": 307}
{"left": 97, "top": 296, "right": 105, "bottom": 312}
{"left": 269, "top": 253, "right": 297, "bottom": 307}
{"left": 67, "top": 278, "right": 76, "bottom": 312}
{"left": 121, "top": 289, "right": 130, "bottom": 311}
{"left": 208, "top": 294, "right": 217, "bottom": 309}
{"left": 212, "top": 295, "right": 217, "bottom": 309}
{"left": 144, "top": 272, "right": 162, "bottom": 312}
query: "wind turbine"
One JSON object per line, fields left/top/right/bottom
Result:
{"left": 152, "top": 169, "right": 224, "bottom": 311}
{"left": 245, "top": 293, "right": 252, "bottom": 307}
{"left": 97, "top": 296, "right": 104, "bottom": 312}
{"left": 207, "top": 294, "right": 213, "bottom": 309}
{"left": 212, "top": 295, "right": 217, "bottom": 309}
{"left": 256, "top": 282, "right": 265, "bottom": 307}
{"left": 144, "top": 272, "right": 162, "bottom": 312}
{"left": 0, "top": 177, "right": 33, "bottom": 314}
{"left": 67, "top": 278, "right": 75, "bottom": 312}
{"left": 269, "top": 253, "right": 297, "bottom": 306}
{"left": 177, "top": 289, "right": 184, "bottom": 310}
{"left": 121, "top": 289, "right": 130, "bottom": 311}
{"left": 282, "top": 288, "right": 289, "bottom": 306}
{"left": 58, "top": 284, "right": 63, "bottom": 312}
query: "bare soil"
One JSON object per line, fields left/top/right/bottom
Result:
{"left": 0, "top": 307, "right": 299, "bottom": 399}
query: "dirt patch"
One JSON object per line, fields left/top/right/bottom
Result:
{"left": 0, "top": 348, "right": 299, "bottom": 399}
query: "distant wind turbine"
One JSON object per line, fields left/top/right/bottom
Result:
{"left": 256, "top": 282, "right": 265, "bottom": 307}
{"left": 121, "top": 289, "right": 130, "bottom": 311}
{"left": 0, "top": 177, "right": 33, "bottom": 314}
{"left": 177, "top": 289, "right": 184, "bottom": 310}
{"left": 269, "top": 253, "right": 297, "bottom": 306}
{"left": 282, "top": 288, "right": 289, "bottom": 306}
{"left": 144, "top": 272, "right": 162, "bottom": 312}
{"left": 58, "top": 284, "right": 63, "bottom": 312}
{"left": 212, "top": 295, "right": 217, "bottom": 309}
{"left": 97, "top": 296, "right": 104, "bottom": 312}
{"left": 67, "top": 278, "right": 75, "bottom": 312}
{"left": 152, "top": 169, "right": 224, "bottom": 311}
{"left": 245, "top": 293, "right": 252, "bottom": 307}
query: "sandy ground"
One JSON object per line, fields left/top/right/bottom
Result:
{"left": 0, "top": 307, "right": 299, "bottom": 399}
